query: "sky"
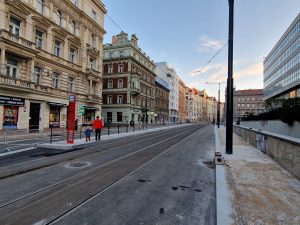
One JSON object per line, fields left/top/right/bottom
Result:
{"left": 101, "top": 0, "right": 300, "bottom": 101}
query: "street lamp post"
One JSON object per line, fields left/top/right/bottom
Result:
{"left": 226, "top": 0, "right": 234, "bottom": 154}
{"left": 206, "top": 82, "right": 226, "bottom": 128}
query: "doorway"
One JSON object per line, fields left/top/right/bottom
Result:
{"left": 29, "top": 103, "right": 40, "bottom": 130}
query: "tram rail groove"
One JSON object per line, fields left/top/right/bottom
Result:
{"left": 0, "top": 127, "right": 198, "bottom": 209}
{"left": 0, "top": 126, "right": 201, "bottom": 225}
{"left": 0, "top": 125, "right": 195, "bottom": 180}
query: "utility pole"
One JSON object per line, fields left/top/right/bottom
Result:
{"left": 226, "top": 0, "right": 234, "bottom": 154}
{"left": 206, "top": 82, "right": 226, "bottom": 128}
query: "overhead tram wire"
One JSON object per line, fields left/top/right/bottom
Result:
{"left": 105, "top": 13, "right": 123, "bottom": 32}
{"left": 193, "top": 41, "right": 228, "bottom": 82}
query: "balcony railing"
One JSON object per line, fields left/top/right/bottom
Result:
{"left": 130, "top": 84, "right": 140, "bottom": 95}
{"left": 0, "top": 29, "right": 37, "bottom": 51}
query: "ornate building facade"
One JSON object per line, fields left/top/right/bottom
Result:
{"left": 0, "top": 0, "right": 106, "bottom": 130}
{"left": 102, "top": 32, "right": 156, "bottom": 124}
{"left": 178, "top": 78, "right": 186, "bottom": 122}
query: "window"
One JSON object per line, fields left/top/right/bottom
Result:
{"left": 109, "top": 52, "right": 113, "bottom": 58}
{"left": 54, "top": 40, "right": 61, "bottom": 57}
{"left": 70, "top": 48, "right": 76, "bottom": 63}
{"left": 108, "top": 80, "right": 113, "bottom": 88}
{"left": 118, "top": 79, "right": 123, "bottom": 88}
{"left": 247, "top": 104, "right": 250, "bottom": 108}
{"left": 71, "top": 0, "right": 77, "bottom": 6}
{"left": 71, "top": 21, "right": 76, "bottom": 35}
{"left": 117, "top": 95, "right": 123, "bottom": 104}
{"left": 52, "top": 72, "right": 59, "bottom": 88}
{"left": 33, "top": 66, "right": 41, "bottom": 84}
{"left": 118, "top": 63, "right": 123, "bottom": 73}
{"left": 108, "top": 64, "right": 113, "bottom": 74}
{"left": 92, "top": 10, "right": 96, "bottom": 20}
{"left": 237, "top": 104, "right": 240, "bottom": 108}
{"left": 91, "top": 34, "right": 96, "bottom": 48}
{"left": 120, "top": 51, "right": 124, "bottom": 58}
{"left": 6, "top": 58, "right": 18, "bottom": 79}
{"left": 89, "top": 58, "right": 94, "bottom": 69}
{"left": 107, "top": 112, "right": 112, "bottom": 122}
{"left": 9, "top": 17, "right": 20, "bottom": 36}
{"left": 35, "top": 30, "right": 43, "bottom": 49}
{"left": 252, "top": 104, "right": 255, "bottom": 108}
{"left": 56, "top": 10, "right": 62, "bottom": 26}
{"left": 117, "top": 112, "right": 123, "bottom": 122}
{"left": 37, "top": 0, "right": 44, "bottom": 15}
{"left": 67, "top": 77, "right": 74, "bottom": 92}
{"left": 88, "top": 81, "right": 95, "bottom": 95}
{"left": 107, "top": 95, "right": 112, "bottom": 104}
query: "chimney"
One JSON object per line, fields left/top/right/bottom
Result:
{"left": 112, "top": 35, "right": 117, "bottom": 44}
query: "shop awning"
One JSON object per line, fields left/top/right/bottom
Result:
{"left": 48, "top": 102, "right": 68, "bottom": 107}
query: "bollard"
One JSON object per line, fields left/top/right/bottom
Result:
{"left": 50, "top": 125, "right": 53, "bottom": 144}
{"left": 79, "top": 125, "right": 82, "bottom": 139}
{"left": 118, "top": 124, "right": 120, "bottom": 134}
{"left": 108, "top": 124, "right": 110, "bottom": 136}
{"left": 126, "top": 124, "right": 128, "bottom": 133}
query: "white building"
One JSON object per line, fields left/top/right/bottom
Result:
{"left": 155, "top": 62, "right": 179, "bottom": 122}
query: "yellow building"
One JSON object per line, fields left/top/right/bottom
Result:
{"left": 0, "top": 0, "right": 106, "bottom": 130}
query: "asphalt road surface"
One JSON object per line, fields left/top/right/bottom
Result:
{"left": 0, "top": 124, "right": 216, "bottom": 225}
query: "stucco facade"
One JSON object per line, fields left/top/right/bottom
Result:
{"left": 0, "top": 0, "right": 106, "bottom": 131}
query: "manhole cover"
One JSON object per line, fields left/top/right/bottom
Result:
{"left": 65, "top": 161, "right": 91, "bottom": 168}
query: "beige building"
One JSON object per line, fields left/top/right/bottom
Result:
{"left": 233, "top": 89, "right": 266, "bottom": 120}
{"left": 178, "top": 78, "right": 186, "bottom": 123}
{"left": 0, "top": 0, "right": 106, "bottom": 130}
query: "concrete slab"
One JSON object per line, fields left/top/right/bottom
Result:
{"left": 215, "top": 125, "right": 300, "bottom": 225}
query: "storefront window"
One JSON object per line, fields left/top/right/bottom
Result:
{"left": 3, "top": 106, "right": 18, "bottom": 129}
{"left": 49, "top": 105, "right": 60, "bottom": 127}
{"left": 84, "top": 109, "right": 95, "bottom": 123}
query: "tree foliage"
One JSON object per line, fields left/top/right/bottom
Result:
{"left": 242, "top": 97, "right": 300, "bottom": 126}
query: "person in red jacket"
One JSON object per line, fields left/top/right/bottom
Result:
{"left": 93, "top": 116, "right": 103, "bottom": 141}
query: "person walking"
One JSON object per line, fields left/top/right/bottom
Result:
{"left": 84, "top": 126, "right": 92, "bottom": 142}
{"left": 93, "top": 116, "right": 103, "bottom": 141}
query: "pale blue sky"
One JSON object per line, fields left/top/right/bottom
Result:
{"left": 102, "top": 0, "right": 300, "bottom": 101}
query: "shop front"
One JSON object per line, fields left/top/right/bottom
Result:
{"left": 48, "top": 102, "right": 67, "bottom": 128}
{"left": 83, "top": 107, "right": 96, "bottom": 125}
{"left": 0, "top": 95, "right": 25, "bottom": 130}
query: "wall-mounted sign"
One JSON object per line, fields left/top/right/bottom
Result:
{"left": 0, "top": 95, "right": 25, "bottom": 106}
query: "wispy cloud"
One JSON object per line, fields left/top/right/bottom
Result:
{"left": 234, "top": 62, "right": 263, "bottom": 79}
{"left": 189, "top": 60, "right": 263, "bottom": 84}
{"left": 197, "top": 35, "right": 224, "bottom": 52}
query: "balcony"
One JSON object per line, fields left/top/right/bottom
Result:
{"left": 86, "top": 68, "right": 101, "bottom": 79}
{"left": 130, "top": 85, "right": 140, "bottom": 95}
{"left": 0, "top": 29, "right": 38, "bottom": 53}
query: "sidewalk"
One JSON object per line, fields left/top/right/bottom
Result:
{"left": 40, "top": 123, "right": 191, "bottom": 150}
{"left": 215, "top": 126, "right": 300, "bottom": 225}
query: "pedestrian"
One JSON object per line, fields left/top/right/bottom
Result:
{"left": 93, "top": 116, "right": 103, "bottom": 141}
{"left": 85, "top": 126, "right": 92, "bottom": 142}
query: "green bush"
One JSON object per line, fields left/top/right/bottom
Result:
{"left": 242, "top": 97, "right": 300, "bottom": 126}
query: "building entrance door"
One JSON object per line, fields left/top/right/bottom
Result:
{"left": 29, "top": 103, "right": 40, "bottom": 130}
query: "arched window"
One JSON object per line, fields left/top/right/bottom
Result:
{"left": 37, "top": 0, "right": 44, "bottom": 15}
{"left": 71, "top": 21, "right": 76, "bottom": 35}
{"left": 56, "top": 10, "right": 62, "bottom": 26}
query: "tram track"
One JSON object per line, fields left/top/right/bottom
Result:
{"left": 0, "top": 125, "right": 201, "bottom": 225}
{"left": 0, "top": 125, "right": 194, "bottom": 180}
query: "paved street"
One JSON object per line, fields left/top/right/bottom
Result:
{"left": 0, "top": 124, "right": 216, "bottom": 225}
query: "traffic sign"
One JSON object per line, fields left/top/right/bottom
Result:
{"left": 79, "top": 106, "right": 85, "bottom": 115}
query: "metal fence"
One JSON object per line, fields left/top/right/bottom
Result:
{"left": 0, "top": 122, "right": 187, "bottom": 153}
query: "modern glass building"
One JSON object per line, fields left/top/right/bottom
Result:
{"left": 263, "top": 13, "right": 300, "bottom": 100}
